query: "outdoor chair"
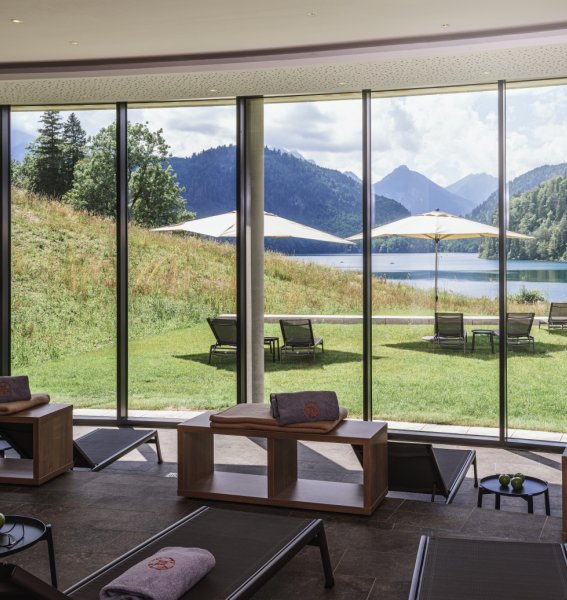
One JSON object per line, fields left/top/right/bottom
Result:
{"left": 498, "top": 311, "right": 535, "bottom": 351}
{"left": 207, "top": 317, "right": 238, "bottom": 363}
{"left": 387, "top": 441, "right": 478, "bottom": 503}
{"left": 409, "top": 536, "right": 567, "bottom": 600}
{"left": 279, "top": 318, "right": 324, "bottom": 360}
{"left": 540, "top": 302, "right": 567, "bottom": 331}
{"left": 433, "top": 312, "right": 467, "bottom": 354}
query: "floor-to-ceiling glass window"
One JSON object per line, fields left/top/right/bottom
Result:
{"left": 127, "top": 102, "right": 237, "bottom": 413}
{"left": 371, "top": 87, "right": 501, "bottom": 433}
{"left": 263, "top": 96, "right": 363, "bottom": 414}
{"left": 11, "top": 106, "right": 116, "bottom": 412}
{"left": 505, "top": 82, "right": 567, "bottom": 441}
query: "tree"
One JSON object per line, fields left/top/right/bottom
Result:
{"left": 64, "top": 122, "right": 190, "bottom": 228}
{"left": 62, "top": 113, "right": 87, "bottom": 192}
{"left": 25, "top": 110, "right": 66, "bottom": 198}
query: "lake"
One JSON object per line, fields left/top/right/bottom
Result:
{"left": 291, "top": 253, "right": 567, "bottom": 301}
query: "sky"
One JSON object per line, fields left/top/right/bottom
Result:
{"left": 10, "top": 84, "right": 567, "bottom": 187}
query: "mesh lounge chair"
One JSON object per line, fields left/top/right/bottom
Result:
{"left": 280, "top": 318, "right": 324, "bottom": 360}
{"left": 207, "top": 317, "right": 238, "bottom": 364}
{"left": 540, "top": 302, "right": 567, "bottom": 331}
{"left": 498, "top": 311, "right": 535, "bottom": 351}
{"left": 409, "top": 536, "right": 567, "bottom": 600}
{"left": 433, "top": 312, "right": 467, "bottom": 354}
{"left": 387, "top": 441, "right": 478, "bottom": 503}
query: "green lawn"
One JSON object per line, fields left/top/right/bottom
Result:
{"left": 24, "top": 322, "right": 567, "bottom": 433}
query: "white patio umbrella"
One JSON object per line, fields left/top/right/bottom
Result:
{"left": 348, "top": 209, "right": 534, "bottom": 312}
{"left": 152, "top": 210, "right": 353, "bottom": 244}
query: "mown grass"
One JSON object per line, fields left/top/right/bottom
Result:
{"left": 11, "top": 189, "right": 566, "bottom": 433}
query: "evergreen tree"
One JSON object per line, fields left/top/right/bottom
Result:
{"left": 64, "top": 122, "right": 190, "bottom": 228}
{"left": 25, "top": 110, "right": 66, "bottom": 198}
{"left": 62, "top": 113, "right": 87, "bottom": 192}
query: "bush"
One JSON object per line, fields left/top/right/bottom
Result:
{"left": 509, "top": 286, "right": 546, "bottom": 304}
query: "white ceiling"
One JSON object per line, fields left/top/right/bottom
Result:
{"left": 1, "top": 0, "right": 567, "bottom": 103}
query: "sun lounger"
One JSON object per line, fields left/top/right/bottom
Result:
{"left": 65, "top": 506, "right": 334, "bottom": 599}
{"left": 409, "top": 536, "right": 567, "bottom": 599}
{"left": 388, "top": 441, "right": 477, "bottom": 503}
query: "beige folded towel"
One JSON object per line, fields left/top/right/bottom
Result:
{"left": 0, "top": 393, "right": 50, "bottom": 414}
{"left": 210, "top": 403, "right": 347, "bottom": 434}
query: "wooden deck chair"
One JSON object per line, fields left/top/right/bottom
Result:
{"left": 388, "top": 441, "right": 478, "bottom": 504}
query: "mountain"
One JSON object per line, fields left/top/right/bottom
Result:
{"left": 169, "top": 146, "right": 409, "bottom": 252}
{"left": 373, "top": 165, "right": 472, "bottom": 216}
{"left": 446, "top": 173, "right": 497, "bottom": 209}
{"left": 343, "top": 171, "right": 362, "bottom": 183}
{"left": 470, "top": 163, "right": 567, "bottom": 224}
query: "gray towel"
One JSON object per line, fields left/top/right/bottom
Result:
{"left": 0, "top": 376, "right": 31, "bottom": 403}
{"left": 99, "top": 546, "right": 215, "bottom": 600}
{"left": 270, "top": 391, "right": 340, "bottom": 425}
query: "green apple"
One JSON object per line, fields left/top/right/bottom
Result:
{"left": 498, "top": 474, "right": 511, "bottom": 486}
{"left": 0, "top": 513, "right": 5, "bottom": 528}
{"left": 514, "top": 473, "right": 526, "bottom": 483}
{"left": 511, "top": 477, "right": 524, "bottom": 491}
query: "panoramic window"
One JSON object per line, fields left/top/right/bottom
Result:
{"left": 263, "top": 97, "right": 363, "bottom": 413}
{"left": 126, "top": 103, "right": 237, "bottom": 413}
{"left": 370, "top": 88, "right": 501, "bottom": 433}
{"left": 11, "top": 107, "right": 116, "bottom": 412}
{"left": 505, "top": 83, "right": 567, "bottom": 440}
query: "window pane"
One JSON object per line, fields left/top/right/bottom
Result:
{"left": 11, "top": 107, "right": 116, "bottom": 412}
{"left": 127, "top": 104, "right": 237, "bottom": 413}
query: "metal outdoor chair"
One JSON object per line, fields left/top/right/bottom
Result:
{"left": 500, "top": 312, "right": 535, "bottom": 351}
{"left": 433, "top": 312, "right": 467, "bottom": 354}
{"left": 279, "top": 318, "right": 324, "bottom": 360}
{"left": 207, "top": 317, "right": 238, "bottom": 364}
{"left": 540, "top": 302, "right": 567, "bottom": 331}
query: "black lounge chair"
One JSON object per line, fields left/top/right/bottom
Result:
{"left": 433, "top": 312, "right": 467, "bottom": 354}
{"left": 388, "top": 441, "right": 478, "bottom": 503}
{"left": 540, "top": 302, "right": 567, "bottom": 331}
{"left": 280, "top": 318, "right": 324, "bottom": 360}
{"left": 498, "top": 311, "right": 535, "bottom": 351}
{"left": 66, "top": 506, "right": 334, "bottom": 599}
{"left": 409, "top": 536, "right": 567, "bottom": 600}
{"left": 207, "top": 317, "right": 238, "bottom": 364}
{"left": 0, "top": 563, "right": 69, "bottom": 599}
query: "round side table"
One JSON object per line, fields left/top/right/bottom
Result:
{"left": 477, "top": 475, "right": 550, "bottom": 515}
{"left": 0, "top": 515, "right": 58, "bottom": 587}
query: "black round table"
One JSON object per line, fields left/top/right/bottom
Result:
{"left": 477, "top": 475, "right": 550, "bottom": 515}
{"left": 0, "top": 515, "right": 58, "bottom": 587}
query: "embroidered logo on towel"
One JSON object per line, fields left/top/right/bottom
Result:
{"left": 303, "top": 402, "right": 321, "bottom": 419}
{"left": 0, "top": 382, "right": 12, "bottom": 395}
{"left": 147, "top": 557, "right": 176, "bottom": 570}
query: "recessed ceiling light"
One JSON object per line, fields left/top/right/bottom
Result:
{"left": 483, "top": 71, "right": 490, "bottom": 75}
{"left": 338, "top": 82, "right": 347, "bottom": 86}
{"left": 441, "top": 23, "right": 450, "bottom": 28}
{"left": 10, "top": 19, "right": 23, "bottom": 24}
{"left": 209, "top": 89, "right": 218, "bottom": 93}
{"left": 307, "top": 11, "right": 317, "bottom": 16}
{"left": 69, "top": 40, "right": 80, "bottom": 46}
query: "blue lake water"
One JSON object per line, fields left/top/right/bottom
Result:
{"left": 291, "top": 253, "right": 567, "bottom": 301}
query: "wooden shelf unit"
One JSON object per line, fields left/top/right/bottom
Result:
{"left": 178, "top": 412, "right": 388, "bottom": 515}
{"left": 0, "top": 403, "right": 73, "bottom": 485}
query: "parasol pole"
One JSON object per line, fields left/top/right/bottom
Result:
{"left": 434, "top": 238, "right": 439, "bottom": 314}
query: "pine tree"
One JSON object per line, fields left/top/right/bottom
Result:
{"left": 26, "top": 110, "right": 66, "bottom": 198}
{"left": 62, "top": 113, "right": 87, "bottom": 193}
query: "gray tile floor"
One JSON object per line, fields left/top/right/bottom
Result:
{"left": 1, "top": 427, "right": 563, "bottom": 599}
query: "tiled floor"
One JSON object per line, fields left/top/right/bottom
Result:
{"left": 1, "top": 427, "right": 564, "bottom": 599}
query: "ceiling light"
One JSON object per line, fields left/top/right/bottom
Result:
{"left": 441, "top": 23, "right": 450, "bottom": 28}
{"left": 483, "top": 71, "right": 490, "bottom": 75}
{"left": 10, "top": 19, "right": 23, "bottom": 24}
{"left": 338, "top": 82, "right": 347, "bottom": 86}
{"left": 307, "top": 11, "right": 317, "bottom": 16}
{"left": 209, "top": 89, "right": 218, "bottom": 93}
{"left": 69, "top": 41, "right": 80, "bottom": 46}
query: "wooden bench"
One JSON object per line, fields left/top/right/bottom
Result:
{"left": 178, "top": 412, "right": 388, "bottom": 515}
{"left": 563, "top": 447, "right": 567, "bottom": 541}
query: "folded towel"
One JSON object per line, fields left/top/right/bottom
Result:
{"left": 0, "top": 393, "right": 50, "bottom": 414}
{"left": 270, "top": 391, "right": 339, "bottom": 425}
{"left": 0, "top": 376, "right": 31, "bottom": 403}
{"left": 99, "top": 546, "right": 215, "bottom": 600}
{"left": 210, "top": 404, "right": 347, "bottom": 434}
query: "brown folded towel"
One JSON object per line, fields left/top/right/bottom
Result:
{"left": 0, "top": 393, "right": 50, "bottom": 414}
{"left": 210, "top": 403, "right": 347, "bottom": 434}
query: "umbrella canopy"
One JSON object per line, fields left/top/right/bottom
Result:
{"left": 152, "top": 210, "right": 353, "bottom": 244}
{"left": 348, "top": 209, "right": 534, "bottom": 311}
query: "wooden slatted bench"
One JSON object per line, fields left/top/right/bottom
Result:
{"left": 178, "top": 412, "right": 388, "bottom": 515}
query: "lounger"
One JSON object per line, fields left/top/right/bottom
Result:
{"left": 65, "top": 506, "right": 334, "bottom": 599}
{"left": 433, "top": 312, "right": 467, "bottom": 353}
{"left": 280, "top": 318, "right": 324, "bottom": 360}
{"left": 540, "top": 302, "right": 567, "bottom": 331}
{"left": 409, "top": 536, "right": 567, "bottom": 599}
{"left": 497, "top": 311, "right": 535, "bottom": 351}
{"left": 388, "top": 441, "right": 478, "bottom": 503}
{"left": 0, "top": 563, "right": 69, "bottom": 599}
